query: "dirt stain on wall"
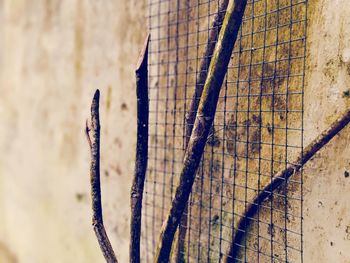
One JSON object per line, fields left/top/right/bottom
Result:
{"left": 0, "top": 242, "right": 17, "bottom": 263}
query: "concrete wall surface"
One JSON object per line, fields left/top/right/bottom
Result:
{"left": 0, "top": 1, "right": 146, "bottom": 262}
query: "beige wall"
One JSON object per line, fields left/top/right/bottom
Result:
{"left": 0, "top": 0, "right": 146, "bottom": 262}
{"left": 303, "top": 0, "right": 350, "bottom": 261}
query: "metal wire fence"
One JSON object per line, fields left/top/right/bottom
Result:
{"left": 143, "top": 0, "right": 307, "bottom": 262}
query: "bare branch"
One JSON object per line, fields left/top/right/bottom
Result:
{"left": 87, "top": 89, "right": 118, "bottom": 263}
{"left": 176, "top": 1, "right": 230, "bottom": 261}
{"left": 130, "top": 34, "right": 150, "bottom": 263}
{"left": 184, "top": 0, "right": 230, "bottom": 141}
{"left": 154, "top": 1, "right": 248, "bottom": 262}
{"left": 225, "top": 108, "right": 350, "bottom": 262}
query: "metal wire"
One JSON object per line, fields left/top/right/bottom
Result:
{"left": 143, "top": 0, "right": 307, "bottom": 262}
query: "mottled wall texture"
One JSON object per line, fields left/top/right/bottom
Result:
{"left": 0, "top": 0, "right": 350, "bottom": 263}
{"left": 143, "top": 0, "right": 350, "bottom": 262}
{"left": 0, "top": 0, "right": 146, "bottom": 262}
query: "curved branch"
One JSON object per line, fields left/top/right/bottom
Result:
{"left": 87, "top": 90, "right": 118, "bottom": 263}
{"left": 225, "top": 108, "right": 350, "bottom": 263}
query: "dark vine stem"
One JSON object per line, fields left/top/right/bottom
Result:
{"left": 225, "top": 108, "right": 350, "bottom": 262}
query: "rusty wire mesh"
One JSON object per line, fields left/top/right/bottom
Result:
{"left": 142, "top": 0, "right": 307, "bottom": 262}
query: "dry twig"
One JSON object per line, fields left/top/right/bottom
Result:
{"left": 130, "top": 34, "right": 150, "bottom": 263}
{"left": 86, "top": 90, "right": 118, "bottom": 263}
{"left": 225, "top": 108, "right": 350, "bottom": 262}
{"left": 154, "top": 1, "right": 248, "bottom": 262}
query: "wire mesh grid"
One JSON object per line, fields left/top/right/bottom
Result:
{"left": 143, "top": 0, "right": 307, "bottom": 262}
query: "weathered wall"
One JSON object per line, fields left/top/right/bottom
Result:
{"left": 303, "top": 0, "right": 350, "bottom": 261}
{"left": 145, "top": 0, "right": 350, "bottom": 262}
{"left": 0, "top": 0, "right": 146, "bottom": 262}
{"left": 1, "top": 0, "right": 350, "bottom": 262}
{"left": 244, "top": 0, "right": 350, "bottom": 261}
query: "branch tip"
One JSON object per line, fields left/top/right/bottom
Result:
{"left": 136, "top": 34, "right": 150, "bottom": 72}
{"left": 93, "top": 89, "right": 100, "bottom": 101}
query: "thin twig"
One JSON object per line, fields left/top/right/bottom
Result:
{"left": 154, "top": 1, "right": 248, "bottom": 262}
{"left": 87, "top": 90, "right": 118, "bottom": 263}
{"left": 225, "top": 108, "right": 350, "bottom": 263}
{"left": 176, "top": 1, "right": 230, "bottom": 261}
{"left": 184, "top": 0, "right": 230, "bottom": 141}
{"left": 130, "top": 34, "right": 150, "bottom": 263}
